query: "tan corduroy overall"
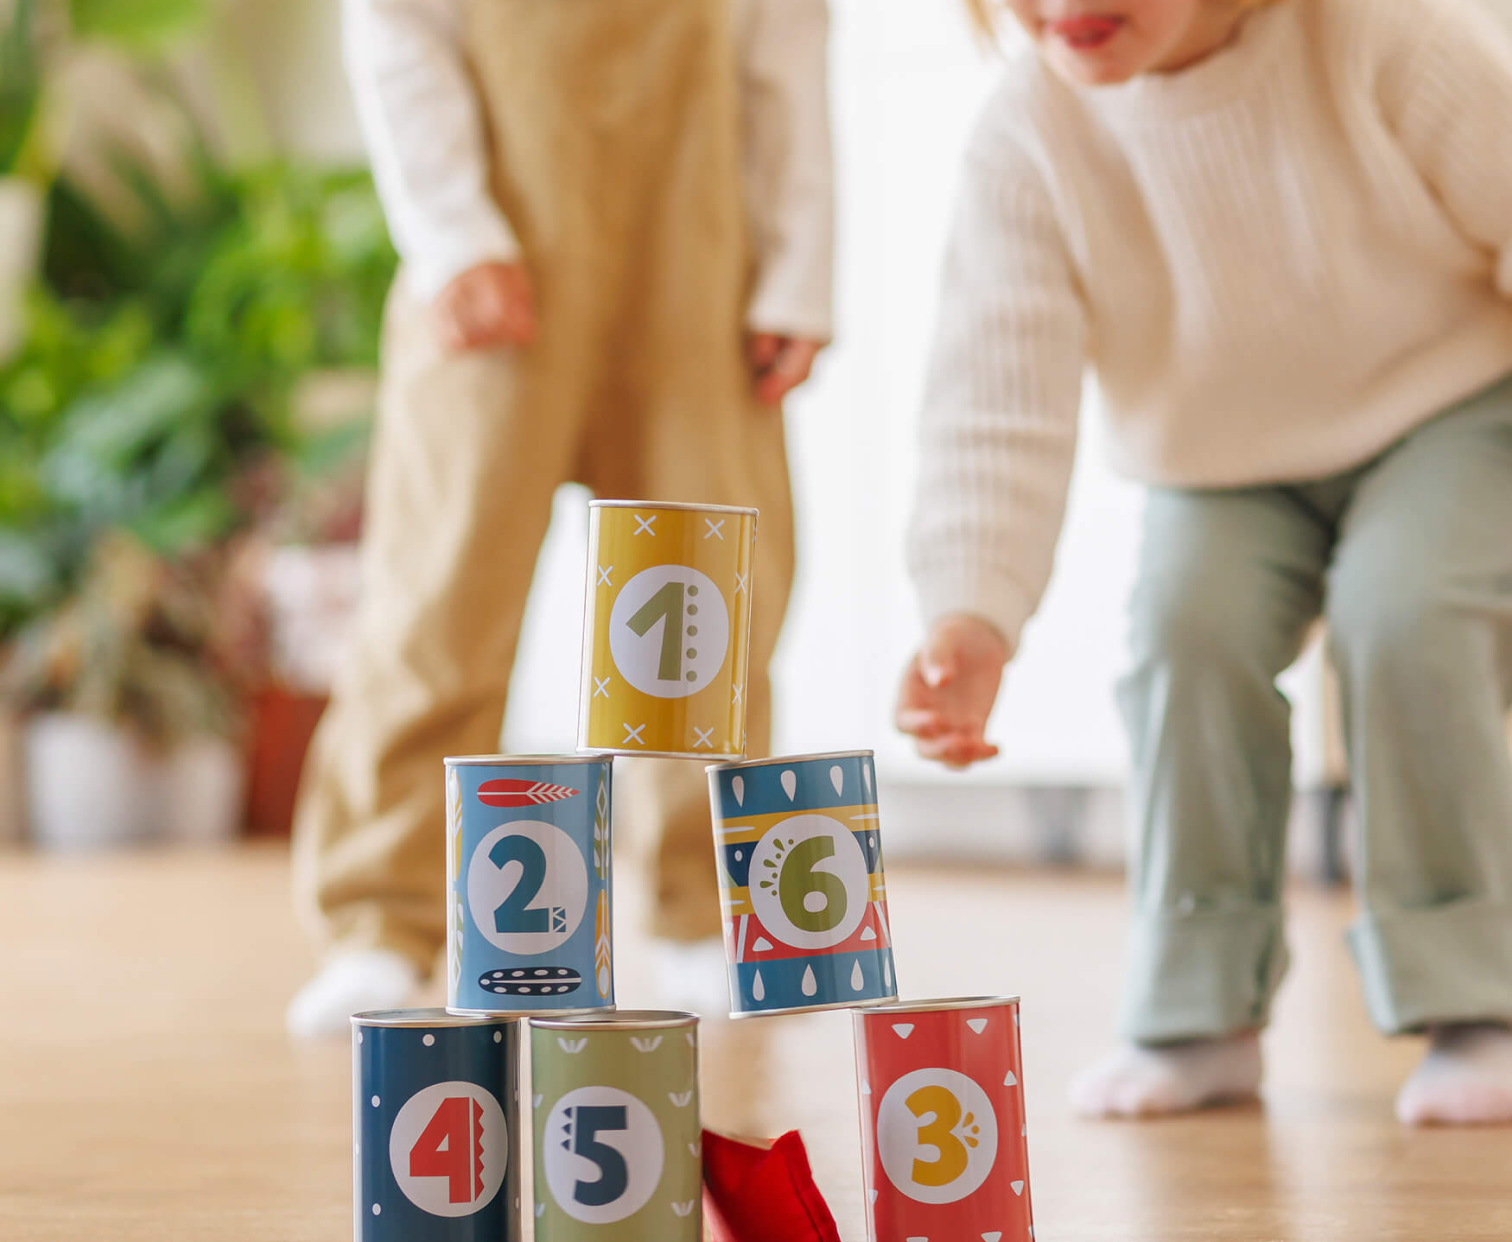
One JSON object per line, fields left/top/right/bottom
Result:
{"left": 292, "top": 0, "right": 795, "bottom": 970}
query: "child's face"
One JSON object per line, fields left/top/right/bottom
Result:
{"left": 1005, "top": 0, "right": 1246, "bottom": 86}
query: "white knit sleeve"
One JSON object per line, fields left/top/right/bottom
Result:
{"left": 907, "top": 132, "right": 1087, "bottom": 653}
{"left": 1376, "top": 0, "right": 1512, "bottom": 297}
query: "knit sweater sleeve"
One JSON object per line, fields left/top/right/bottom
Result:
{"left": 907, "top": 114, "right": 1087, "bottom": 653}
{"left": 1376, "top": 0, "right": 1512, "bottom": 297}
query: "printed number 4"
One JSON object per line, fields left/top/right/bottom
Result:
{"left": 571, "top": 1105, "right": 630, "bottom": 1207}
{"left": 409, "top": 1097, "right": 481, "bottom": 1205}
{"left": 626, "top": 581, "right": 685, "bottom": 682}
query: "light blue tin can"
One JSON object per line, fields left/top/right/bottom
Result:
{"left": 445, "top": 756, "right": 615, "bottom": 1017}
{"left": 707, "top": 750, "right": 900, "bottom": 1018}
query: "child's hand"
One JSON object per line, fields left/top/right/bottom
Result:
{"left": 434, "top": 262, "right": 539, "bottom": 352}
{"left": 895, "top": 614, "right": 1011, "bottom": 768}
{"left": 747, "top": 333, "right": 822, "bottom": 406}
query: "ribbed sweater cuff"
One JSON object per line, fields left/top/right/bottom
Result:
{"left": 912, "top": 561, "right": 1034, "bottom": 655}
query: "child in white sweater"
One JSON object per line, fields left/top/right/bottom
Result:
{"left": 898, "top": 0, "right": 1512, "bottom": 1124}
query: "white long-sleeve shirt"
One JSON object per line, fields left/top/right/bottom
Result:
{"left": 909, "top": 0, "right": 1512, "bottom": 652}
{"left": 343, "top": 0, "right": 834, "bottom": 340}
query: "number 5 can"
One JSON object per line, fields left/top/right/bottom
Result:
{"left": 445, "top": 756, "right": 614, "bottom": 1017}
{"left": 707, "top": 751, "right": 899, "bottom": 1017}
{"left": 578, "top": 500, "right": 757, "bottom": 759}
{"left": 853, "top": 997, "right": 1034, "bottom": 1242}
{"left": 352, "top": 1009, "right": 521, "bottom": 1242}
{"left": 529, "top": 1011, "right": 702, "bottom": 1241}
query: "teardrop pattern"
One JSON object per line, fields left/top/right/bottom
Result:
{"left": 801, "top": 965, "right": 818, "bottom": 997}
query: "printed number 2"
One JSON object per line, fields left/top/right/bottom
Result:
{"left": 626, "top": 581, "right": 685, "bottom": 682}
{"left": 571, "top": 1106, "right": 630, "bottom": 1207}
{"left": 779, "top": 835, "right": 849, "bottom": 935}
{"left": 906, "top": 1085, "right": 971, "bottom": 1189}
{"left": 489, "top": 834, "right": 549, "bottom": 934}
{"left": 409, "top": 1097, "right": 480, "bottom": 1205}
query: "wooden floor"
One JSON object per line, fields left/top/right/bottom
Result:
{"left": 3, "top": 847, "right": 1511, "bottom": 1241}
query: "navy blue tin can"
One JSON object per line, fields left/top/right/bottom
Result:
{"left": 352, "top": 1009, "right": 521, "bottom": 1241}
{"left": 445, "top": 755, "right": 615, "bottom": 1017}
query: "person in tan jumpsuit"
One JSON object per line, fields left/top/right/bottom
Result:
{"left": 286, "top": 0, "right": 833, "bottom": 1036}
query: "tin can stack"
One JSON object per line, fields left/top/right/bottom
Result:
{"left": 348, "top": 497, "right": 1038, "bottom": 1242}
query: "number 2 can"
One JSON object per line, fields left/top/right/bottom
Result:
{"left": 707, "top": 750, "right": 899, "bottom": 1018}
{"left": 852, "top": 997, "right": 1034, "bottom": 1242}
{"left": 352, "top": 1009, "right": 522, "bottom": 1242}
{"left": 578, "top": 500, "right": 757, "bottom": 759}
{"left": 445, "top": 756, "right": 615, "bottom": 1017}
{"left": 529, "top": 1011, "right": 702, "bottom": 1241}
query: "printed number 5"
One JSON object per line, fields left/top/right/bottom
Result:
{"left": 906, "top": 1084, "right": 972, "bottom": 1189}
{"left": 571, "top": 1105, "right": 630, "bottom": 1208}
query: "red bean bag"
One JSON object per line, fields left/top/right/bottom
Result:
{"left": 702, "top": 1130, "right": 842, "bottom": 1242}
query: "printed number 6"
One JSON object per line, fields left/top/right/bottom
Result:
{"left": 571, "top": 1105, "right": 630, "bottom": 1208}
{"left": 778, "top": 835, "right": 849, "bottom": 935}
{"left": 906, "top": 1084, "right": 971, "bottom": 1189}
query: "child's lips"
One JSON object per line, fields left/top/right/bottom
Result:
{"left": 1046, "top": 13, "right": 1124, "bottom": 50}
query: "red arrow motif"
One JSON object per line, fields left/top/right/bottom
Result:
{"left": 477, "top": 779, "right": 581, "bottom": 807}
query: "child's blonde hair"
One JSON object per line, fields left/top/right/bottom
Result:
{"left": 965, "top": 0, "right": 1284, "bottom": 38}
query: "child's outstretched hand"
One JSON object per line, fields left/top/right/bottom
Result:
{"left": 435, "top": 262, "right": 539, "bottom": 352}
{"left": 748, "top": 333, "right": 822, "bottom": 406}
{"left": 895, "top": 614, "right": 1010, "bottom": 768}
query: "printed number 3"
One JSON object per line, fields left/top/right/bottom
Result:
{"left": 626, "top": 580, "right": 686, "bottom": 682}
{"left": 571, "top": 1105, "right": 630, "bottom": 1207}
{"left": 779, "top": 835, "right": 849, "bottom": 934}
{"left": 489, "top": 834, "right": 550, "bottom": 934}
{"left": 906, "top": 1085, "right": 971, "bottom": 1189}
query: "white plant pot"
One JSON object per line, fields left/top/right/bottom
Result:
{"left": 0, "top": 177, "right": 44, "bottom": 364}
{"left": 23, "top": 714, "right": 246, "bottom": 851}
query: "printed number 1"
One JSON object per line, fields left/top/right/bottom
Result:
{"left": 571, "top": 1105, "right": 630, "bottom": 1207}
{"left": 409, "top": 1096, "right": 481, "bottom": 1204}
{"left": 626, "top": 581, "right": 684, "bottom": 682}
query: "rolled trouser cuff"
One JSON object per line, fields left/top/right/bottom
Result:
{"left": 1349, "top": 898, "right": 1512, "bottom": 1034}
{"left": 1119, "top": 904, "right": 1288, "bottom": 1044}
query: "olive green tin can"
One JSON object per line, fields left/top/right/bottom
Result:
{"left": 528, "top": 1011, "right": 701, "bottom": 1240}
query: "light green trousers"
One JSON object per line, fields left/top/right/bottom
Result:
{"left": 1118, "top": 372, "right": 1512, "bottom": 1042}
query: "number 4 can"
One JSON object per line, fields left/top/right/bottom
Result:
{"left": 707, "top": 751, "right": 899, "bottom": 1017}
{"left": 445, "top": 756, "right": 615, "bottom": 1017}
{"left": 578, "top": 500, "right": 757, "bottom": 759}
{"left": 853, "top": 997, "right": 1034, "bottom": 1242}
{"left": 529, "top": 1011, "right": 702, "bottom": 1241}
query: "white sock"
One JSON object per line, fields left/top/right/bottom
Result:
{"left": 285, "top": 949, "right": 421, "bottom": 1039}
{"left": 1396, "top": 1023, "right": 1512, "bottom": 1126}
{"left": 1069, "top": 1031, "right": 1263, "bottom": 1118}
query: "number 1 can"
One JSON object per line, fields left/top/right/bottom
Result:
{"left": 529, "top": 1011, "right": 703, "bottom": 1241}
{"left": 578, "top": 500, "right": 757, "bottom": 759}
{"left": 352, "top": 1009, "right": 521, "bottom": 1242}
{"left": 445, "top": 756, "right": 614, "bottom": 1017}
{"left": 707, "top": 751, "right": 899, "bottom": 1017}
{"left": 852, "top": 997, "right": 1034, "bottom": 1242}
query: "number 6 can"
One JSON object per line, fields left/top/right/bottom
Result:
{"left": 853, "top": 997, "right": 1034, "bottom": 1242}
{"left": 445, "top": 756, "right": 614, "bottom": 1017}
{"left": 707, "top": 751, "right": 899, "bottom": 1018}
{"left": 352, "top": 1009, "right": 522, "bottom": 1242}
{"left": 578, "top": 500, "right": 757, "bottom": 759}
{"left": 529, "top": 1011, "right": 702, "bottom": 1241}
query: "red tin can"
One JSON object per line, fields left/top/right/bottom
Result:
{"left": 852, "top": 997, "right": 1034, "bottom": 1242}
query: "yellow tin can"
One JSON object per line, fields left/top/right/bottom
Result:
{"left": 578, "top": 500, "right": 757, "bottom": 759}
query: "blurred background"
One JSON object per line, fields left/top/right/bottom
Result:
{"left": 11, "top": 0, "right": 1510, "bottom": 874}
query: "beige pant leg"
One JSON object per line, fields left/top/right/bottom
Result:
{"left": 615, "top": 404, "right": 797, "bottom": 943}
{"left": 291, "top": 282, "right": 582, "bottom": 971}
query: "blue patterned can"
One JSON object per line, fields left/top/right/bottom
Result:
{"left": 707, "top": 750, "right": 900, "bottom": 1018}
{"left": 445, "top": 756, "right": 615, "bottom": 1017}
{"left": 352, "top": 1009, "right": 522, "bottom": 1242}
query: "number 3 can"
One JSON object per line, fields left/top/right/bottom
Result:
{"left": 707, "top": 751, "right": 899, "bottom": 1017}
{"left": 445, "top": 756, "right": 614, "bottom": 1017}
{"left": 579, "top": 500, "right": 757, "bottom": 759}
{"left": 852, "top": 997, "right": 1034, "bottom": 1242}
{"left": 352, "top": 1009, "right": 521, "bottom": 1242}
{"left": 529, "top": 1011, "right": 702, "bottom": 1241}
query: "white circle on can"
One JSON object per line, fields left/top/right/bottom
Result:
{"left": 747, "top": 814, "right": 870, "bottom": 951}
{"left": 467, "top": 821, "right": 588, "bottom": 955}
{"left": 876, "top": 1068, "right": 998, "bottom": 1205}
{"left": 607, "top": 565, "right": 730, "bottom": 698}
{"left": 388, "top": 1081, "right": 509, "bottom": 1217}
{"left": 542, "top": 1086, "right": 664, "bottom": 1224}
